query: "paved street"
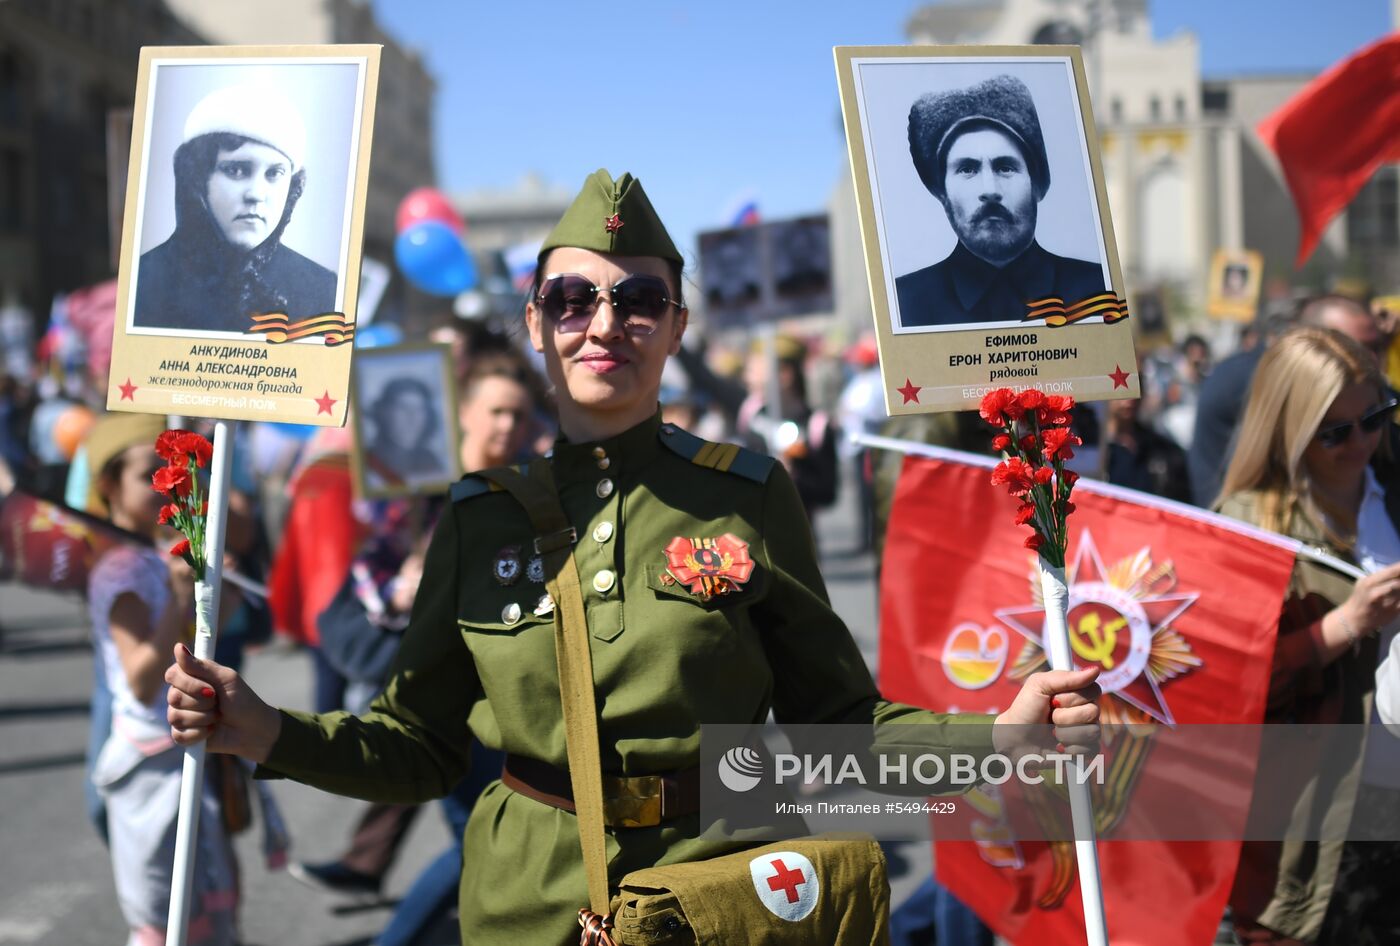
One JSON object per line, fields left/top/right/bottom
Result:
{"left": 0, "top": 485, "right": 934, "bottom": 945}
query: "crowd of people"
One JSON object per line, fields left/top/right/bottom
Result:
{"left": 1, "top": 188, "right": 1398, "bottom": 944}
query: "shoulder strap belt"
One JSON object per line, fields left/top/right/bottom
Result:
{"left": 474, "top": 465, "right": 613, "bottom": 921}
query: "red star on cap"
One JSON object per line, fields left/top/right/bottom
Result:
{"left": 315, "top": 390, "right": 338, "bottom": 415}
{"left": 897, "top": 378, "right": 922, "bottom": 404}
{"left": 1108, "top": 365, "right": 1131, "bottom": 389}
{"left": 117, "top": 377, "right": 137, "bottom": 401}
{"left": 604, "top": 213, "right": 624, "bottom": 233}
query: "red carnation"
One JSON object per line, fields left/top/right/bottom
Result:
{"left": 979, "top": 388, "right": 1018, "bottom": 426}
{"left": 991, "top": 458, "right": 1036, "bottom": 497}
{"left": 1033, "top": 466, "right": 1054, "bottom": 486}
{"left": 1038, "top": 395, "right": 1075, "bottom": 427}
{"left": 1014, "top": 503, "right": 1037, "bottom": 525}
{"left": 1024, "top": 533, "right": 1044, "bottom": 551}
{"left": 992, "top": 433, "right": 1012, "bottom": 452}
{"left": 175, "top": 431, "right": 213, "bottom": 468}
{"left": 1042, "top": 427, "right": 1082, "bottom": 461}
{"left": 1017, "top": 389, "right": 1046, "bottom": 412}
{"left": 1019, "top": 434, "right": 1039, "bottom": 453}
{"left": 157, "top": 503, "right": 179, "bottom": 525}
{"left": 169, "top": 539, "right": 191, "bottom": 559}
{"left": 1058, "top": 500, "right": 1076, "bottom": 515}
{"left": 155, "top": 430, "right": 184, "bottom": 462}
{"left": 1062, "top": 469, "right": 1080, "bottom": 487}
{"left": 152, "top": 464, "right": 192, "bottom": 497}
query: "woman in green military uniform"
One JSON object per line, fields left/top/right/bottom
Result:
{"left": 166, "top": 169, "right": 1100, "bottom": 945}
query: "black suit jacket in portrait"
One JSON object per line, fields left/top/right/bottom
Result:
{"left": 895, "top": 241, "right": 1105, "bottom": 328}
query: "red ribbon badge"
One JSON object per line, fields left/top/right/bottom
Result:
{"left": 663, "top": 534, "right": 753, "bottom": 599}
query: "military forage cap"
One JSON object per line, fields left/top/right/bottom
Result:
{"left": 539, "top": 169, "right": 682, "bottom": 265}
{"left": 908, "top": 74, "right": 1050, "bottom": 203}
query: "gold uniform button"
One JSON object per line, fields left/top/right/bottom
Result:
{"left": 501, "top": 602, "right": 522, "bottom": 625}
{"left": 592, "top": 446, "right": 607, "bottom": 459}
{"left": 592, "top": 521, "right": 614, "bottom": 543}
{"left": 597, "top": 457, "right": 611, "bottom": 470}
{"left": 596, "top": 478, "right": 614, "bottom": 499}
{"left": 592, "top": 570, "right": 616, "bottom": 594}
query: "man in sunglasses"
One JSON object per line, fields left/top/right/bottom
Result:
{"left": 896, "top": 74, "right": 1106, "bottom": 328}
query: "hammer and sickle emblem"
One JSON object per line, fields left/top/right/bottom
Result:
{"left": 1071, "top": 610, "right": 1127, "bottom": 669}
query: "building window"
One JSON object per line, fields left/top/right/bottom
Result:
{"left": 0, "top": 51, "right": 22, "bottom": 128}
{"left": 1111, "top": 98, "right": 1123, "bottom": 123}
{"left": 1174, "top": 95, "right": 1186, "bottom": 120}
{"left": 1149, "top": 96, "right": 1162, "bottom": 122}
{"left": 0, "top": 149, "right": 24, "bottom": 231}
{"left": 1347, "top": 166, "right": 1400, "bottom": 248}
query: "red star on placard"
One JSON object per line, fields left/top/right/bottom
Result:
{"left": 604, "top": 213, "right": 624, "bottom": 233}
{"left": 896, "top": 378, "right": 922, "bottom": 404}
{"left": 117, "top": 377, "right": 137, "bottom": 401}
{"left": 315, "top": 390, "right": 338, "bottom": 415}
{"left": 1109, "top": 364, "right": 1131, "bottom": 389}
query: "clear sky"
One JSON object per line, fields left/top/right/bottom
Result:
{"left": 371, "top": 0, "right": 1393, "bottom": 265}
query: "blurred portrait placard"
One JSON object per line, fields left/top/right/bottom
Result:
{"left": 835, "top": 45, "right": 1138, "bottom": 414}
{"left": 1205, "top": 249, "right": 1263, "bottom": 322}
{"left": 699, "top": 214, "right": 834, "bottom": 330}
{"left": 350, "top": 343, "right": 462, "bottom": 500}
{"left": 107, "top": 45, "right": 381, "bottom": 426}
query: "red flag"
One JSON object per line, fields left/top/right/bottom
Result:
{"left": 0, "top": 491, "right": 132, "bottom": 592}
{"left": 1257, "top": 33, "right": 1400, "bottom": 268}
{"left": 880, "top": 455, "right": 1297, "bottom": 946}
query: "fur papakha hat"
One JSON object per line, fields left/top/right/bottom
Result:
{"left": 907, "top": 74, "right": 1050, "bottom": 203}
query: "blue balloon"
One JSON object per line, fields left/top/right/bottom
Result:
{"left": 354, "top": 322, "right": 404, "bottom": 349}
{"left": 394, "top": 220, "right": 478, "bottom": 296}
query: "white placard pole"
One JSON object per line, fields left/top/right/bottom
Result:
{"left": 165, "top": 419, "right": 235, "bottom": 946}
{"left": 1039, "top": 559, "right": 1109, "bottom": 946}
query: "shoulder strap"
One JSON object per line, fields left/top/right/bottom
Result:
{"left": 473, "top": 465, "right": 613, "bottom": 920}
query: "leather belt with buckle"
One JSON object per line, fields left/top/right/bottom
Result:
{"left": 501, "top": 754, "right": 700, "bottom": 828}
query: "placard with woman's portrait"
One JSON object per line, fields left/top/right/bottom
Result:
{"left": 1206, "top": 249, "right": 1264, "bottom": 322}
{"left": 835, "top": 45, "right": 1138, "bottom": 414}
{"left": 350, "top": 343, "right": 462, "bottom": 500}
{"left": 107, "top": 45, "right": 380, "bottom": 427}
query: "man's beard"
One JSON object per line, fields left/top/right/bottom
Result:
{"left": 952, "top": 201, "right": 1036, "bottom": 266}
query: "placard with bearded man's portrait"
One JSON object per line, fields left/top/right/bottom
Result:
{"left": 107, "top": 46, "right": 380, "bottom": 427}
{"left": 836, "top": 46, "right": 1138, "bottom": 414}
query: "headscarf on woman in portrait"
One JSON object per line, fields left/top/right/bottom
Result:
{"left": 133, "top": 84, "right": 337, "bottom": 333}
{"left": 1217, "top": 326, "right": 1400, "bottom": 945}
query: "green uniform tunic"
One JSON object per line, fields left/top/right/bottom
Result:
{"left": 259, "top": 413, "right": 995, "bottom": 944}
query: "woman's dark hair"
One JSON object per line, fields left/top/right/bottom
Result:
{"left": 171, "top": 132, "right": 307, "bottom": 317}
{"left": 370, "top": 376, "right": 438, "bottom": 448}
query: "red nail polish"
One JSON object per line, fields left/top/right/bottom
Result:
{"left": 1051, "top": 698, "right": 1062, "bottom": 709}
{"left": 201, "top": 687, "right": 215, "bottom": 699}
{"left": 1056, "top": 742, "right": 1066, "bottom": 753}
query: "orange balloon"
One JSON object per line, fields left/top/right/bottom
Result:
{"left": 53, "top": 405, "right": 96, "bottom": 461}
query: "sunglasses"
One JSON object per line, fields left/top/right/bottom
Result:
{"left": 1314, "top": 399, "right": 1397, "bottom": 448}
{"left": 536, "top": 273, "right": 681, "bottom": 336}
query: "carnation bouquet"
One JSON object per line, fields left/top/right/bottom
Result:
{"left": 151, "top": 429, "right": 214, "bottom": 580}
{"left": 980, "top": 388, "right": 1081, "bottom": 569}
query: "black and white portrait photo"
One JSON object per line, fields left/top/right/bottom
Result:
{"left": 845, "top": 55, "right": 1114, "bottom": 334}
{"left": 770, "top": 214, "right": 833, "bottom": 305}
{"left": 351, "top": 344, "right": 461, "bottom": 498}
{"left": 699, "top": 226, "right": 763, "bottom": 318}
{"left": 125, "top": 58, "right": 367, "bottom": 336}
